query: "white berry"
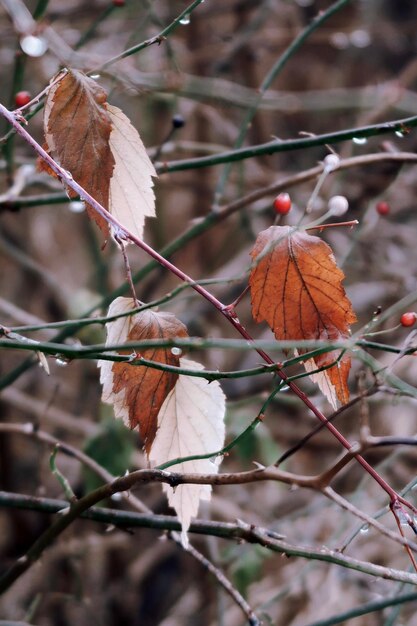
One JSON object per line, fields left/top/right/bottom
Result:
{"left": 323, "top": 154, "right": 340, "bottom": 172}
{"left": 328, "top": 195, "right": 349, "bottom": 216}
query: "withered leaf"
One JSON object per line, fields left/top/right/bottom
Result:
{"left": 107, "top": 104, "right": 156, "bottom": 240}
{"left": 41, "top": 69, "right": 114, "bottom": 236}
{"left": 41, "top": 70, "right": 156, "bottom": 240}
{"left": 99, "top": 297, "right": 188, "bottom": 452}
{"left": 249, "top": 225, "right": 357, "bottom": 407}
{"left": 301, "top": 348, "right": 352, "bottom": 408}
{"left": 149, "top": 358, "right": 226, "bottom": 547}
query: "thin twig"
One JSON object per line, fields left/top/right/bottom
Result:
{"left": 114, "top": 236, "right": 140, "bottom": 307}
{"left": 0, "top": 421, "right": 148, "bottom": 512}
{"left": 49, "top": 445, "right": 77, "bottom": 502}
{"left": 302, "top": 590, "right": 417, "bottom": 626}
{"left": 183, "top": 542, "right": 260, "bottom": 626}
{"left": 306, "top": 220, "right": 359, "bottom": 232}
{"left": 323, "top": 487, "right": 417, "bottom": 555}
{"left": 275, "top": 391, "right": 375, "bottom": 466}
{"left": 391, "top": 501, "right": 417, "bottom": 573}
{"left": 93, "top": 0, "right": 206, "bottom": 73}
{"left": 213, "top": 0, "right": 351, "bottom": 207}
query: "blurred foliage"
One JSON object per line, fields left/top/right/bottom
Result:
{"left": 82, "top": 416, "right": 136, "bottom": 494}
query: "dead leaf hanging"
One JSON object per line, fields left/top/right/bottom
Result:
{"left": 148, "top": 358, "right": 226, "bottom": 547}
{"left": 249, "top": 225, "right": 357, "bottom": 407}
{"left": 40, "top": 69, "right": 114, "bottom": 235}
{"left": 99, "top": 297, "right": 188, "bottom": 452}
{"left": 40, "top": 69, "right": 156, "bottom": 239}
{"left": 107, "top": 104, "right": 156, "bottom": 239}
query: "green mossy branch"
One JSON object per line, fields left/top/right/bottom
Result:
{"left": 158, "top": 115, "right": 417, "bottom": 174}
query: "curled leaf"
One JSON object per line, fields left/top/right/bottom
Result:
{"left": 249, "top": 226, "right": 357, "bottom": 407}
{"left": 148, "top": 358, "right": 226, "bottom": 547}
{"left": 99, "top": 297, "right": 188, "bottom": 451}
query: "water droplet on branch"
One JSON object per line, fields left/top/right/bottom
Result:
{"left": 69, "top": 201, "right": 85, "bottom": 213}
{"left": 352, "top": 137, "right": 367, "bottom": 145}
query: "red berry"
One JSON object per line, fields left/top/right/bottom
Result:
{"left": 376, "top": 201, "right": 390, "bottom": 216}
{"left": 14, "top": 91, "right": 31, "bottom": 108}
{"left": 400, "top": 312, "right": 417, "bottom": 327}
{"left": 273, "top": 193, "right": 292, "bottom": 215}
{"left": 112, "top": 0, "right": 125, "bottom": 6}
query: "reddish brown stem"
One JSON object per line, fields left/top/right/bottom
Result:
{"left": 0, "top": 102, "right": 414, "bottom": 515}
{"left": 223, "top": 285, "right": 250, "bottom": 317}
{"left": 13, "top": 69, "right": 68, "bottom": 115}
{"left": 306, "top": 220, "right": 359, "bottom": 232}
{"left": 114, "top": 235, "right": 140, "bottom": 307}
{"left": 391, "top": 501, "right": 417, "bottom": 572}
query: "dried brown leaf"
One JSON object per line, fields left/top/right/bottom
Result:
{"left": 40, "top": 69, "right": 114, "bottom": 236}
{"left": 249, "top": 225, "right": 357, "bottom": 406}
{"left": 99, "top": 298, "right": 188, "bottom": 452}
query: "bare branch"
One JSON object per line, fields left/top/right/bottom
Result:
{"left": 1, "top": 490, "right": 417, "bottom": 587}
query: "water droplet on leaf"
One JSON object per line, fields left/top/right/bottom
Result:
{"left": 171, "top": 347, "right": 182, "bottom": 356}
{"left": 179, "top": 13, "right": 191, "bottom": 24}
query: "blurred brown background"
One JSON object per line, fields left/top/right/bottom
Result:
{"left": 1, "top": 1, "right": 417, "bottom": 624}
